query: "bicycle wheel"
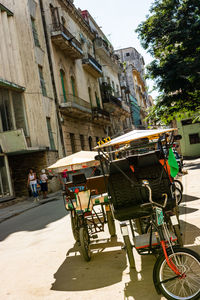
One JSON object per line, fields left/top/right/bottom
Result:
{"left": 70, "top": 212, "right": 79, "bottom": 242}
{"left": 153, "top": 247, "right": 200, "bottom": 300}
{"left": 173, "top": 180, "right": 183, "bottom": 193}
{"left": 123, "top": 235, "right": 135, "bottom": 268}
{"left": 106, "top": 210, "right": 116, "bottom": 237}
{"left": 79, "top": 227, "right": 91, "bottom": 261}
{"left": 174, "top": 187, "right": 182, "bottom": 205}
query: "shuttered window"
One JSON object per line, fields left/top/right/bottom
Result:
{"left": 46, "top": 117, "right": 56, "bottom": 150}
{"left": 38, "top": 66, "right": 47, "bottom": 96}
{"left": 31, "top": 17, "right": 40, "bottom": 47}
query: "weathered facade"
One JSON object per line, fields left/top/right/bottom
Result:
{"left": 41, "top": 1, "right": 112, "bottom": 154}
{"left": 115, "top": 47, "right": 148, "bottom": 127}
{"left": 81, "top": 10, "right": 132, "bottom": 136}
{"left": 0, "top": 1, "right": 61, "bottom": 199}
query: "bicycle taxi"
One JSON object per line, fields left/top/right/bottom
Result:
{"left": 48, "top": 150, "right": 116, "bottom": 261}
{"left": 94, "top": 128, "right": 200, "bottom": 300}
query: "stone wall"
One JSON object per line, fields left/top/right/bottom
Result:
{"left": 8, "top": 150, "right": 61, "bottom": 197}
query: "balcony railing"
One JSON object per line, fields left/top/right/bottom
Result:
{"left": 51, "top": 23, "right": 83, "bottom": 59}
{"left": 60, "top": 94, "right": 92, "bottom": 118}
{"left": 82, "top": 54, "right": 102, "bottom": 77}
{"left": 92, "top": 107, "right": 110, "bottom": 117}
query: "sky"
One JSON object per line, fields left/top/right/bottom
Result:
{"left": 74, "top": 0, "right": 158, "bottom": 98}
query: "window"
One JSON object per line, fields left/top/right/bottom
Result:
{"left": 70, "top": 133, "right": 76, "bottom": 153}
{"left": 88, "top": 87, "right": 92, "bottom": 107}
{"left": 0, "top": 89, "right": 13, "bottom": 131}
{"left": 70, "top": 76, "right": 76, "bottom": 97}
{"left": 60, "top": 69, "right": 67, "bottom": 102}
{"left": 31, "top": 17, "right": 40, "bottom": 47}
{"left": 12, "top": 92, "right": 28, "bottom": 136}
{"left": 38, "top": 66, "right": 47, "bottom": 96}
{"left": 126, "top": 52, "right": 130, "bottom": 57}
{"left": 0, "top": 89, "right": 28, "bottom": 134}
{"left": 80, "top": 134, "right": 85, "bottom": 150}
{"left": 189, "top": 133, "right": 200, "bottom": 144}
{"left": 95, "top": 92, "right": 100, "bottom": 108}
{"left": 46, "top": 117, "right": 56, "bottom": 150}
{"left": 88, "top": 136, "right": 93, "bottom": 151}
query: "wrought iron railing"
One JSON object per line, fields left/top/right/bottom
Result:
{"left": 51, "top": 22, "right": 82, "bottom": 51}
{"left": 92, "top": 107, "right": 110, "bottom": 118}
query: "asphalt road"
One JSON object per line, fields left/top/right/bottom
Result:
{"left": 0, "top": 159, "right": 200, "bottom": 300}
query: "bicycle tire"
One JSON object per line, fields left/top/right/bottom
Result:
{"left": 153, "top": 247, "right": 200, "bottom": 300}
{"left": 70, "top": 212, "right": 79, "bottom": 242}
{"left": 173, "top": 179, "right": 183, "bottom": 193}
{"left": 79, "top": 227, "right": 91, "bottom": 261}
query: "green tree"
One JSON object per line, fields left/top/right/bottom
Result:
{"left": 136, "top": 0, "right": 200, "bottom": 123}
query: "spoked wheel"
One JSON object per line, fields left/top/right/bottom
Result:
{"left": 70, "top": 211, "right": 79, "bottom": 242}
{"left": 79, "top": 227, "right": 91, "bottom": 261}
{"left": 106, "top": 210, "right": 116, "bottom": 237}
{"left": 123, "top": 235, "right": 135, "bottom": 268}
{"left": 173, "top": 179, "right": 183, "bottom": 193}
{"left": 153, "top": 247, "right": 200, "bottom": 300}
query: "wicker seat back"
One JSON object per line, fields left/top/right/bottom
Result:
{"left": 108, "top": 151, "right": 175, "bottom": 220}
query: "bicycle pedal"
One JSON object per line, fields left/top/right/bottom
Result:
{"left": 92, "top": 234, "right": 98, "bottom": 239}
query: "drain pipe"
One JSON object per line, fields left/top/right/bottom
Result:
{"left": 39, "top": 0, "right": 66, "bottom": 156}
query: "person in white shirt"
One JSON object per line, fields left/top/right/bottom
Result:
{"left": 40, "top": 169, "right": 48, "bottom": 199}
{"left": 27, "top": 169, "right": 39, "bottom": 202}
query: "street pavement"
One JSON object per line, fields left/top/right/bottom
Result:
{"left": 0, "top": 158, "right": 199, "bottom": 300}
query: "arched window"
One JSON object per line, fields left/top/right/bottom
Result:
{"left": 88, "top": 136, "right": 93, "bottom": 151}
{"left": 60, "top": 69, "right": 67, "bottom": 102}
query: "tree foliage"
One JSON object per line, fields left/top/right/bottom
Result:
{"left": 136, "top": 0, "right": 200, "bottom": 122}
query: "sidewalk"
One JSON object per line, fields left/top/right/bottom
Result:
{"left": 0, "top": 190, "right": 63, "bottom": 224}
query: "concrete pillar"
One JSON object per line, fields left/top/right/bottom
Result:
{"left": 2, "top": 12, "right": 15, "bottom": 83}
{"left": 0, "top": 12, "right": 10, "bottom": 80}
{"left": 8, "top": 16, "right": 25, "bottom": 86}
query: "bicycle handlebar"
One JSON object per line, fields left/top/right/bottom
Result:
{"left": 142, "top": 180, "right": 168, "bottom": 208}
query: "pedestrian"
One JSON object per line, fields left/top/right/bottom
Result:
{"left": 40, "top": 169, "right": 48, "bottom": 199}
{"left": 27, "top": 169, "right": 39, "bottom": 202}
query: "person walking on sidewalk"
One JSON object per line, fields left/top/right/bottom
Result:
{"left": 27, "top": 169, "right": 39, "bottom": 202}
{"left": 40, "top": 169, "right": 48, "bottom": 199}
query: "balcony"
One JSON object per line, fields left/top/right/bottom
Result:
{"left": 59, "top": 94, "right": 92, "bottom": 119}
{"left": 51, "top": 23, "right": 83, "bottom": 59}
{"left": 82, "top": 54, "right": 103, "bottom": 78}
{"left": 92, "top": 107, "right": 110, "bottom": 125}
{"left": 94, "top": 37, "right": 112, "bottom": 64}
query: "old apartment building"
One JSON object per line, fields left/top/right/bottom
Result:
{"left": 0, "top": 1, "right": 62, "bottom": 199}
{"left": 81, "top": 10, "right": 132, "bottom": 135}
{"left": 115, "top": 47, "right": 149, "bottom": 127}
{"left": 0, "top": 0, "right": 150, "bottom": 200}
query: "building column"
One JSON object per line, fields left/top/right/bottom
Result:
{"left": 0, "top": 12, "right": 11, "bottom": 80}
{"left": 1, "top": 11, "right": 16, "bottom": 82}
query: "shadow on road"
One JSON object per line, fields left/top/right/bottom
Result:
{"left": 0, "top": 200, "right": 67, "bottom": 241}
{"left": 124, "top": 255, "right": 161, "bottom": 300}
{"left": 51, "top": 237, "right": 126, "bottom": 291}
{"left": 181, "top": 194, "right": 199, "bottom": 204}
